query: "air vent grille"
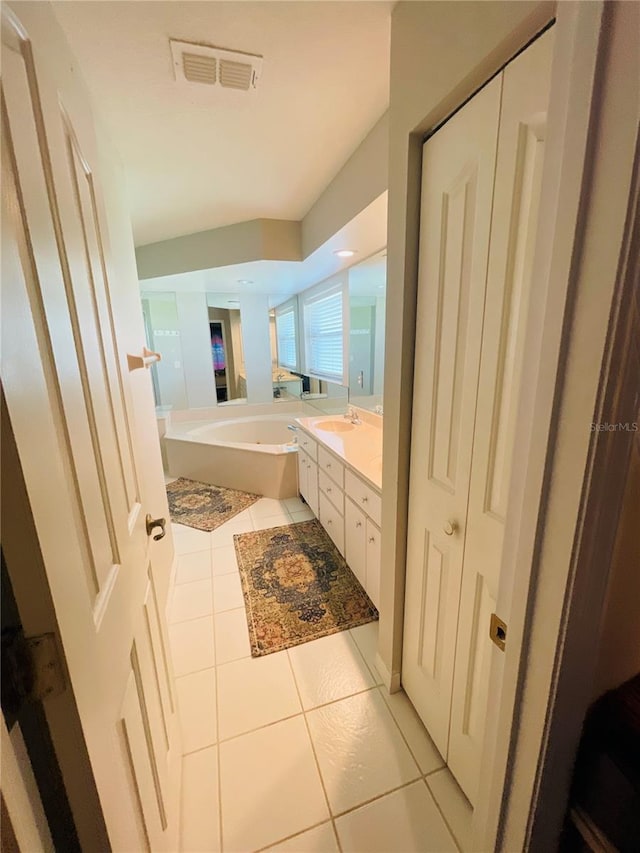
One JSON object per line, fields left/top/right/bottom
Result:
{"left": 182, "top": 52, "right": 217, "bottom": 85}
{"left": 219, "top": 59, "right": 253, "bottom": 91}
{"left": 170, "top": 39, "right": 262, "bottom": 92}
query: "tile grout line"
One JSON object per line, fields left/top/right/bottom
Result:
{"left": 210, "top": 685, "right": 381, "bottom": 747}
{"left": 347, "top": 626, "right": 384, "bottom": 690}
{"left": 330, "top": 776, "right": 424, "bottom": 821}
{"left": 284, "top": 649, "right": 343, "bottom": 853}
{"left": 212, "top": 570, "right": 224, "bottom": 853}
{"left": 375, "top": 685, "right": 442, "bottom": 781}
{"left": 422, "top": 776, "right": 464, "bottom": 853}
{"left": 253, "top": 818, "right": 334, "bottom": 853}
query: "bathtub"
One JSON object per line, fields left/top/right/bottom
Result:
{"left": 164, "top": 412, "right": 304, "bottom": 499}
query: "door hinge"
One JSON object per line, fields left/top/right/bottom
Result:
{"left": 2, "top": 629, "right": 66, "bottom": 714}
{"left": 489, "top": 613, "right": 507, "bottom": 651}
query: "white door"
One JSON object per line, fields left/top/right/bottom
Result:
{"left": 447, "top": 31, "right": 553, "bottom": 804}
{"left": 1, "top": 8, "right": 181, "bottom": 851}
{"left": 402, "top": 76, "right": 502, "bottom": 758}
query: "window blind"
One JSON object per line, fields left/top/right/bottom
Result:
{"left": 275, "top": 302, "right": 298, "bottom": 371}
{"left": 305, "top": 288, "right": 343, "bottom": 382}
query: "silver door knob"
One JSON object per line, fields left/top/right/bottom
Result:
{"left": 443, "top": 520, "right": 457, "bottom": 536}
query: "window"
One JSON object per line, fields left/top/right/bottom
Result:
{"left": 303, "top": 283, "right": 345, "bottom": 383}
{"left": 275, "top": 298, "right": 299, "bottom": 372}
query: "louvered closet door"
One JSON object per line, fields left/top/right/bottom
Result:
{"left": 402, "top": 76, "right": 502, "bottom": 760}
{"left": 448, "top": 30, "right": 554, "bottom": 805}
{"left": 1, "top": 8, "right": 180, "bottom": 850}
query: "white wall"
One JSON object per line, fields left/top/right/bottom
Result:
{"left": 239, "top": 293, "right": 273, "bottom": 404}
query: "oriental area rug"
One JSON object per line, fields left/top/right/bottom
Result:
{"left": 234, "top": 519, "right": 378, "bottom": 656}
{"left": 166, "top": 477, "right": 259, "bottom": 531}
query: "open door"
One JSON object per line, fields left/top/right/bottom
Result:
{"left": 1, "top": 6, "right": 181, "bottom": 849}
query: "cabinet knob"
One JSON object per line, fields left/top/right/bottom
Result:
{"left": 327, "top": 518, "right": 332, "bottom": 525}
{"left": 327, "top": 487, "right": 332, "bottom": 493}
{"left": 361, "top": 496, "right": 368, "bottom": 503}
{"left": 326, "top": 462, "right": 331, "bottom": 468}
{"left": 368, "top": 536, "right": 376, "bottom": 544}
{"left": 443, "top": 520, "right": 458, "bottom": 536}
{"left": 356, "top": 521, "right": 362, "bottom": 528}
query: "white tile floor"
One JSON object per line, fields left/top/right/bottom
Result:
{"left": 168, "top": 497, "right": 473, "bottom": 852}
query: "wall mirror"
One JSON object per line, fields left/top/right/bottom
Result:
{"left": 347, "top": 248, "right": 386, "bottom": 413}
{"left": 207, "top": 293, "right": 245, "bottom": 404}
{"left": 141, "top": 291, "right": 188, "bottom": 409}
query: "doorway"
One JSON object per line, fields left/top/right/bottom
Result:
{"left": 402, "top": 27, "right": 553, "bottom": 806}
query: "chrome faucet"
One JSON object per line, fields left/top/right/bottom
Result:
{"left": 344, "top": 406, "right": 361, "bottom": 425}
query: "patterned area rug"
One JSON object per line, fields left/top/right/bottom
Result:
{"left": 234, "top": 519, "right": 378, "bottom": 656}
{"left": 166, "top": 477, "right": 259, "bottom": 532}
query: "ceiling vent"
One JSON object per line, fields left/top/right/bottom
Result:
{"left": 170, "top": 39, "right": 262, "bottom": 92}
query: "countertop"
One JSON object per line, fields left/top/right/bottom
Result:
{"left": 295, "top": 413, "right": 383, "bottom": 491}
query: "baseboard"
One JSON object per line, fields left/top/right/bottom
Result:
{"left": 375, "top": 652, "right": 402, "bottom": 693}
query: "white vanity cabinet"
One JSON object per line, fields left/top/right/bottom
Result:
{"left": 365, "top": 518, "right": 381, "bottom": 609}
{"left": 317, "top": 449, "right": 346, "bottom": 555}
{"left": 297, "top": 437, "right": 318, "bottom": 517}
{"left": 345, "top": 492, "right": 381, "bottom": 609}
{"left": 345, "top": 499, "right": 366, "bottom": 586}
{"left": 296, "top": 421, "right": 382, "bottom": 609}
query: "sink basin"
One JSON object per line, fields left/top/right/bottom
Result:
{"left": 315, "top": 420, "right": 356, "bottom": 433}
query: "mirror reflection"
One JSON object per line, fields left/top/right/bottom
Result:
{"left": 207, "top": 295, "right": 244, "bottom": 403}
{"left": 348, "top": 249, "right": 386, "bottom": 413}
{"left": 141, "top": 291, "right": 187, "bottom": 410}
{"left": 140, "top": 248, "right": 386, "bottom": 416}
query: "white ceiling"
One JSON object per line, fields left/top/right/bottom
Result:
{"left": 52, "top": 1, "right": 392, "bottom": 247}
{"left": 140, "top": 191, "right": 387, "bottom": 307}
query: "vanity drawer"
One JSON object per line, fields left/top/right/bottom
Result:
{"left": 298, "top": 432, "right": 317, "bottom": 461}
{"left": 318, "top": 446, "right": 344, "bottom": 487}
{"left": 318, "top": 469, "right": 344, "bottom": 514}
{"left": 319, "top": 493, "right": 344, "bottom": 555}
{"left": 344, "top": 470, "right": 382, "bottom": 527}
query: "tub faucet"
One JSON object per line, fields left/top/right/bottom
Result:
{"left": 287, "top": 424, "right": 299, "bottom": 431}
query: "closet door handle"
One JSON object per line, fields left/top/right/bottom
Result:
{"left": 443, "top": 520, "right": 458, "bottom": 536}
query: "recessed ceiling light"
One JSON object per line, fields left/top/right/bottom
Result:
{"left": 334, "top": 249, "right": 357, "bottom": 258}
{"left": 237, "top": 279, "right": 253, "bottom": 285}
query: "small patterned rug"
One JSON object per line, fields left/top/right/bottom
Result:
{"left": 166, "top": 477, "right": 259, "bottom": 532}
{"left": 234, "top": 519, "right": 378, "bottom": 656}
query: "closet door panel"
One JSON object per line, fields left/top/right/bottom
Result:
{"left": 402, "top": 75, "right": 502, "bottom": 759}
{"left": 448, "top": 30, "right": 554, "bottom": 805}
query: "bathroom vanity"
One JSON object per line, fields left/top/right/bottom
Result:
{"left": 295, "top": 410, "right": 382, "bottom": 609}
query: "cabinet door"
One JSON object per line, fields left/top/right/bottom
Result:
{"left": 297, "top": 449, "right": 308, "bottom": 501}
{"left": 345, "top": 499, "right": 367, "bottom": 588}
{"left": 366, "top": 519, "right": 381, "bottom": 610}
{"left": 319, "top": 493, "right": 344, "bottom": 555}
{"left": 402, "top": 75, "right": 502, "bottom": 761}
{"left": 306, "top": 459, "right": 319, "bottom": 518}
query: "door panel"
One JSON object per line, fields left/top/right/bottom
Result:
{"left": 448, "top": 30, "right": 554, "bottom": 804}
{"left": 402, "top": 76, "right": 502, "bottom": 759}
{"left": 1, "top": 8, "right": 180, "bottom": 849}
